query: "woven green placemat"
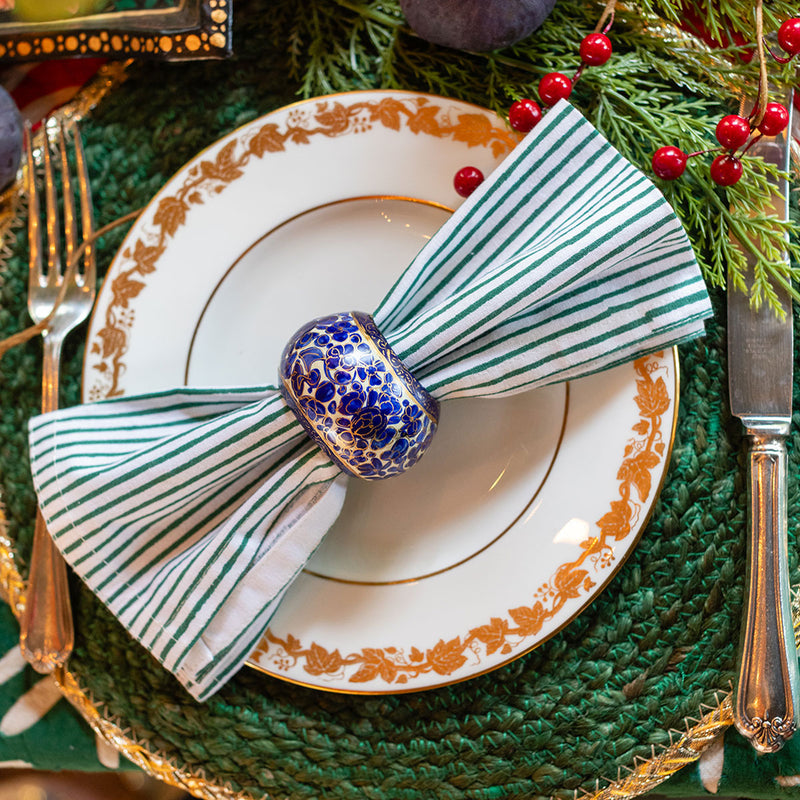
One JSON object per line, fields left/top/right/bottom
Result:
{"left": 0, "top": 2, "right": 799, "bottom": 797}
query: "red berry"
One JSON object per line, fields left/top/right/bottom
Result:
{"left": 778, "top": 18, "right": 800, "bottom": 56}
{"left": 509, "top": 98, "right": 542, "bottom": 133}
{"left": 538, "top": 73, "right": 572, "bottom": 106}
{"left": 579, "top": 33, "right": 613, "bottom": 66}
{"left": 651, "top": 146, "right": 688, "bottom": 180}
{"left": 710, "top": 153, "right": 743, "bottom": 186}
{"left": 715, "top": 115, "right": 750, "bottom": 150}
{"left": 757, "top": 102, "right": 790, "bottom": 136}
{"left": 454, "top": 166, "right": 484, "bottom": 197}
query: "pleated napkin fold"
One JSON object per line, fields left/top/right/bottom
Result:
{"left": 28, "top": 101, "right": 713, "bottom": 700}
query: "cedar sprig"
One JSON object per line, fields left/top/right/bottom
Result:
{"left": 277, "top": 0, "right": 799, "bottom": 312}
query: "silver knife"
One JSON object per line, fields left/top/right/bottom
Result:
{"left": 729, "top": 100, "right": 799, "bottom": 754}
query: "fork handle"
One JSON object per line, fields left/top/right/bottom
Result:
{"left": 734, "top": 425, "right": 800, "bottom": 753}
{"left": 19, "top": 510, "right": 74, "bottom": 672}
{"left": 19, "top": 336, "right": 74, "bottom": 672}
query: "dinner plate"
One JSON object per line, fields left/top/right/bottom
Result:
{"left": 84, "top": 90, "right": 678, "bottom": 694}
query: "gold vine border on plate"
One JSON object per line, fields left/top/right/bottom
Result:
{"left": 255, "top": 354, "right": 671, "bottom": 687}
{"left": 0, "top": 86, "right": 763, "bottom": 799}
{"left": 84, "top": 93, "right": 520, "bottom": 401}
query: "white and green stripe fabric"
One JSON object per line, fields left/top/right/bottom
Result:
{"left": 28, "top": 101, "right": 713, "bottom": 700}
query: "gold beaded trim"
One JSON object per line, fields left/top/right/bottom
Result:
{"left": 583, "top": 699, "right": 735, "bottom": 798}
{"left": 0, "top": 511, "right": 254, "bottom": 799}
{"left": 54, "top": 667, "right": 255, "bottom": 800}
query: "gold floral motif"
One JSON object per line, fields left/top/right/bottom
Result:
{"left": 256, "top": 353, "right": 672, "bottom": 686}
{"left": 85, "top": 95, "right": 519, "bottom": 400}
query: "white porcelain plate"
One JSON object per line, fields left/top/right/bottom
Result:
{"left": 84, "top": 91, "right": 678, "bottom": 694}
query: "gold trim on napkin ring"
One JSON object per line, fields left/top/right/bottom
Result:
{"left": 279, "top": 311, "right": 439, "bottom": 480}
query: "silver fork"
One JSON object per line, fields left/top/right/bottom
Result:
{"left": 19, "top": 119, "right": 95, "bottom": 673}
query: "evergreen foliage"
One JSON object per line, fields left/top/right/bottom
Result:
{"left": 269, "top": 0, "right": 799, "bottom": 312}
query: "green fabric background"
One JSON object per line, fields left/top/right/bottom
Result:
{"left": 0, "top": 604, "right": 108, "bottom": 770}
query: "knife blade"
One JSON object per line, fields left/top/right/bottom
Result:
{"left": 728, "top": 100, "right": 799, "bottom": 754}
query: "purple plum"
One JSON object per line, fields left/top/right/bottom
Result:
{"left": 399, "top": 0, "right": 558, "bottom": 51}
{"left": 0, "top": 87, "right": 22, "bottom": 191}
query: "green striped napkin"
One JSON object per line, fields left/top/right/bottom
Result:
{"left": 27, "top": 101, "right": 712, "bottom": 700}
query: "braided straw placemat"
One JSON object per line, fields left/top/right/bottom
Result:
{"left": 0, "top": 4, "right": 798, "bottom": 798}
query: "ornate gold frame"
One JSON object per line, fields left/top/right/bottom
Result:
{"left": 0, "top": 0, "right": 231, "bottom": 62}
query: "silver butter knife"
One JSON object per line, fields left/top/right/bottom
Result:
{"left": 729, "top": 103, "right": 799, "bottom": 754}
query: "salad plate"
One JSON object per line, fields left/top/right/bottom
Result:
{"left": 84, "top": 90, "right": 678, "bottom": 693}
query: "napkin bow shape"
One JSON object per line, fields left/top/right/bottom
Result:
{"left": 28, "top": 101, "right": 712, "bottom": 700}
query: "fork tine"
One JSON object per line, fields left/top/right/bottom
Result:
{"left": 71, "top": 123, "right": 95, "bottom": 285}
{"left": 57, "top": 122, "right": 77, "bottom": 281}
{"left": 41, "top": 122, "right": 61, "bottom": 288}
{"left": 23, "top": 122, "right": 43, "bottom": 293}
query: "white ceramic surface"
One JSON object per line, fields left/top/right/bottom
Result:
{"left": 84, "top": 91, "right": 677, "bottom": 693}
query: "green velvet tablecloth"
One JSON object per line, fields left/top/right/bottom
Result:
{"left": 1, "top": 1, "right": 800, "bottom": 797}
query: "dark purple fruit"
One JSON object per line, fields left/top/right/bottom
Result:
{"left": 0, "top": 87, "right": 22, "bottom": 191}
{"left": 399, "top": 0, "right": 558, "bottom": 52}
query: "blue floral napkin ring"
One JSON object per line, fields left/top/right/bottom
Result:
{"left": 279, "top": 311, "right": 440, "bottom": 480}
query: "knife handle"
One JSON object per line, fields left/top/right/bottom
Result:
{"left": 735, "top": 424, "right": 800, "bottom": 753}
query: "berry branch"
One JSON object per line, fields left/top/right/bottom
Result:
{"left": 653, "top": 0, "right": 795, "bottom": 188}
{"left": 276, "top": 0, "right": 800, "bottom": 313}
{"left": 455, "top": 0, "right": 618, "bottom": 197}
